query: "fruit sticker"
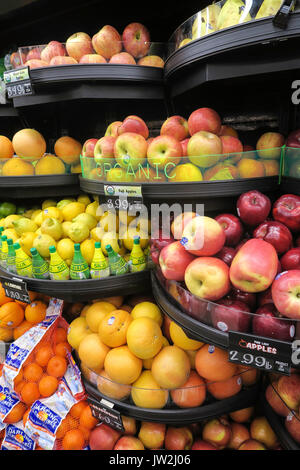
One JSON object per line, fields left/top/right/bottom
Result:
{"left": 1, "top": 423, "right": 36, "bottom": 450}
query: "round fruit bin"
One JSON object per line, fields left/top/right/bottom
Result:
{"left": 281, "top": 147, "right": 300, "bottom": 195}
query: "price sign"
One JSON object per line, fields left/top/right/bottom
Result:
{"left": 87, "top": 396, "right": 125, "bottom": 432}
{"left": 3, "top": 66, "right": 34, "bottom": 99}
{"left": 104, "top": 184, "right": 143, "bottom": 212}
{"left": 0, "top": 276, "right": 31, "bottom": 304}
{"left": 228, "top": 331, "right": 292, "bottom": 375}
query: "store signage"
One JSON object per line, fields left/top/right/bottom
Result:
{"left": 3, "top": 66, "right": 34, "bottom": 99}
{"left": 0, "top": 276, "right": 31, "bottom": 304}
{"left": 104, "top": 184, "right": 143, "bottom": 212}
{"left": 228, "top": 331, "right": 292, "bottom": 375}
{"left": 87, "top": 396, "right": 125, "bottom": 432}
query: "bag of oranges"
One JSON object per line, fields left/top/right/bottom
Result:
{"left": 1, "top": 421, "right": 36, "bottom": 450}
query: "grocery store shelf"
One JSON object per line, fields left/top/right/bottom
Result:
{"left": 11, "top": 64, "right": 164, "bottom": 107}
{"left": 0, "top": 174, "right": 80, "bottom": 199}
{"left": 83, "top": 376, "right": 260, "bottom": 425}
{"left": 0, "top": 268, "right": 150, "bottom": 302}
{"left": 0, "top": 106, "right": 19, "bottom": 117}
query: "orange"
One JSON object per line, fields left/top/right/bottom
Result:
{"left": 24, "top": 301, "right": 47, "bottom": 324}
{"left": 237, "top": 158, "right": 265, "bottom": 178}
{"left": 85, "top": 301, "right": 115, "bottom": 332}
{"left": 14, "top": 369, "right": 23, "bottom": 385}
{"left": 151, "top": 345, "right": 191, "bottom": 390}
{"left": 0, "top": 284, "right": 12, "bottom": 305}
{"left": 170, "top": 370, "right": 206, "bottom": 408}
{"left": 104, "top": 345, "right": 142, "bottom": 385}
{"left": 0, "top": 302, "right": 24, "bottom": 328}
{"left": 22, "top": 408, "right": 30, "bottom": 427}
{"left": 126, "top": 317, "right": 163, "bottom": 360}
{"left": 69, "top": 401, "right": 88, "bottom": 419}
{"left": 54, "top": 341, "right": 72, "bottom": 357}
{"left": 230, "top": 407, "right": 254, "bottom": 423}
{"left": 79, "top": 405, "right": 98, "bottom": 430}
{"left": 21, "top": 382, "right": 40, "bottom": 405}
{"left": 54, "top": 136, "right": 82, "bottom": 165}
{"left": 238, "top": 365, "right": 260, "bottom": 386}
{"left": 23, "top": 363, "right": 43, "bottom": 382}
{"left": 47, "top": 355, "right": 67, "bottom": 378}
{"left": 13, "top": 320, "right": 33, "bottom": 340}
{"left": 35, "top": 345, "right": 54, "bottom": 367}
{"left": 78, "top": 333, "right": 110, "bottom": 371}
{"left": 54, "top": 327, "right": 67, "bottom": 343}
{"left": 101, "top": 296, "right": 124, "bottom": 308}
{"left": 98, "top": 309, "right": 132, "bottom": 348}
{"left": 38, "top": 375, "right": 58, "bottom": 397}
{"left": 195, "top": 344, "right": 237, "bottom": 382}
{"left": 78, "top": 425, "right": 90, "bottom": 443}
{"left": 0, "top": 135, "right": 14, "bottom": 159}
{"left": 15, "top": 380, "right": 26, "bottom": 395}
{"left": 62, "top": 429, "right": 85, "bottom": 450}
{"left": 206, "top": 374, "right": 243, "bottom": 400}
{"left": 96, "top": 369, "right": 131, "bottom": 401}
{"left": 4, "top": 402, "right": 27, "bottom": 424}
{"left": 56, "top": 415, "right": 78, "bottom": 440}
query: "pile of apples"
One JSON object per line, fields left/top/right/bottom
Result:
{"left": 10, "top": 23, "right": 164, "bottom": 70}
{"left": 81, "top": 108, "right": 285, "bottom": 184}
{"left": 154, "top": 190, "right": 300, "bottom": 341}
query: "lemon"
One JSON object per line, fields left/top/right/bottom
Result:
{"left": 77, "top": 194, "right": 91, "bottom": 207}
{"left": 101, "top": 232, "right": 120, "bottom": 256}
{"left": 2, "top": 228, "right": 19, "bottom": 242}
{"left": 85, "top": 201, "right": 100, "bottom": 220}
{"left": 120, "top": 226, "right": 149, "bottom": 251}
{"left": 42, "top": 199, "right": 57, "bottom": 210}
{"left": 80, "top": 239, "right": 95, "bottom": 265}
{"left": 57, "top": 238, "right": 74, "bottom": 261}
{"left": 31, "top": 209, "right": 42, "bottom": 222}
{"left": 72, "top": 213, "right": 97, "bottom": 230}
{"left": 4, "top": 214, "right": 22, "bottom": 229}
{"left": 19, "top": 231, "right": 38, "bottom": 256}
{"left": 169, "top": 322, "right": 204, "bottom": 351}
{"left": 62, "top": 202, "right": 85, "bottom": 222}
{"left": 33, "top": 211, "right": 44, "bottom": 226}
{"left": 33, "top": 234, "right": 56, "bottom": 258}
{"left": 131, "top": 302, "right": 163, "bottom": 327}
{"left": 62, "top": 221, "right": 72, "bottom": 238}
{"left": 41, "top": 217, "right": 63, "bottom": 241}
{"left": 68, "top": 221, "right": 90, "bottom": 243}
{"left": 42, "top": 206, "right": 63, "bottom": 223}
{"left": 90, "top": 226, "right": 105, "bottom": 242}
{"left": 100, "top": 211, "right": 119, "bottom": 232}
{"left": 13, "top": 217, "right": 38, "bottom": 236}
{"left": 23, "top": 209, "right": 35, "bottom": 219}
{"left": 36, "top": 228, "right": 42, "bottom": 236}
{"left": 57, "top": 198, "right": 75, "bottom": 210}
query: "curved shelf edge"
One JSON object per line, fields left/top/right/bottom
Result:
{"left": 0, "top": 174, "right": 80, "bottom": 199}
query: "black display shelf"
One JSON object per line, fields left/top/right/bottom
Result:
{"left": 0, "top": 105, "right": 19, "bottom": 117}
{"left": 0, "top": 267, "right": 150, "bottom": 302}
{"left": 83, "top": 376, "right": 260, "bottom": 425}
{"left": 0, "top": 174, "right": 80, "bottom": 199}
{"left": 11, "top": 64, "right": 164, "bottom": 107}
{"left": 280, "top": 176, "right": 300, "bottom": 195}
{"left": 165, "top": 13, "right": 300, "bottom": 99}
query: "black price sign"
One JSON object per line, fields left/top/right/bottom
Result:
{"left": 3, "top": 66, "right": 34, "bottom": 99}
{"left": 87, "top": 396, "right": 125, "bottom": 432}
{"left": 0, "top": 276, "right": 31, "bottom": 304}
{"left": 104, "top": 184, "right": 143, "bottom": 212}
{"left": 228, "top": 331, "right": 292, "bottom": 375}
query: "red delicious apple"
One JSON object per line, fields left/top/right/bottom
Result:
{"left": 272, "top": 270, "right": 300, "bottom": 319}
{"left": 82, "top": 138, "right": 98, "bottom": 158}
{"left": 89, "top": 423, "right": 121, "bottom": 450}
{"left": 215, "top": 246, "right": 236, "bottom": 266}
{"left": 230, "top": 239, "right": 278, "bottom": 293}
{"left": 252, "top": 303, "right": 295, "bottom": 341}
{"left": 164, "top": 426, "right": 193, "bottom": 450}
{"left": 109, "top": 52, "right": 136, "bottom": 64}
{"left": 228, "top": 423, "right": 250, "bottom": 450}
{"left": 79, "top": 54, "right": 106, "bottom": 64}
{"left": 41, "top": 41, "right": 66, "bottom": 63}
{"left": 160, "top": 115, "right": 189, "bottom": 141}
{"left": 185, "top": 257, "right": 230, "bottom": 301}
{"left": 178, "top": 288, "right": 211, "bottom": 324}
{"left": 182, "top": 215, "right": 225, "bottom": 256}
{"left": 187, "top": 131, "right": 222, "bottom": 168}
{"left": 226, "top": 287, "right": 257, "bottom": 310}
{"left": 159, "top": 241, "right": 195, "bottom": 281}
{"left": 256, "top": 132, "right": 285, "bottom": 159}
{"left": 220, "top": 125, "right": 238, "bottom": 138}
{"left": 220, "top": 135, "right": 243, "bottom": 161}
{"left": 212, "top": 299, "right": 251, "bottom": 333}
{"left": 215, "top": 213, "right": 244, "bottom": 247}
{"left": 202, "top": 418, "right": 231, "bottom": 449}
{"left": 147, "top": 134, "right": 182, "bottom": 169}
{"left": 92, "top": 25, "right": 122, "bottom": 59}
{"left": 285, "top": 412, "right": 300, "bottom": 443}
{"left": 180, "top": 138, "right": 190, "bottom": 156}
{"left": 188, "top": 107, "right": 222, "bottom": 136}
{"left": 192, "top": 440, "right": 218, "bottom": 450}
{"left": 281, "top": 248, "right": 300, "bottom": 271}
{"left": 171, "top": 212, "right": 198, "bottom": 240}
{"left": 122, "top": 23, "right": 150, "bottom": 58}
{"left": 114, "top": 436, "right": 145, "bottom": 450}
{"left": 272, "top": 194, "right": 300, "bottom": 232}
{"left": 287, "top": 129, "right": 300, "bottom": 148}
{"left": 253, "top": 221, "right": 293, "bottom": 255}
{"left": 137, "top": 55, "right": 164, "bottom": 67}
{"left": 118, "top": 115, "right": 149, "bottom": 139}
{"left": 94, "top": 136, "right": 116, "bottom": 165}
{"left": 257, "top": 287, "right": 273, "bottom": 306}
{"left": 150, "top": 228, "right": 174, "bottom": 253}
{"left": 237, "top": 190, "right": 271, "bottom": 227}
{"left": 26, "top": 47, "right": 41, "bottom": 61}
{"left": 66, "top": 32, "right": 93, "bottom": 61}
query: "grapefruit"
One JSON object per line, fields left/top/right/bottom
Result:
{"left": 0, "top": 136, "right": 14, "bottom": 159}
{"left": 78, "top": 333, "right": 110, "bottom": 372}
{"left": 151, "top": 345, "right": 191, "bottom": 390}
{"left": 54, "top": 136, "right": 82, "bottom": 165}
{"left": 85, "top": 301, "right": 115, "bottom": 333}
{"left": 131, "top": 370, "right": 169, "bottom": 409}
{"left": 2, "top": 158, "right": 34, "bottom": 176}
{"left": 126, "top": 317, "right": 163, "bottom": 359}
{"left": 104, "top": 345, "right": 142, "bottom": 385}
{"left": 12, "top": 129, "right": 46, "bottom": 159}
{"left": 98, "top": 310, "right": 132, "bottom": 347}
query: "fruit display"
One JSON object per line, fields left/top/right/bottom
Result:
{"left": 10, "top": 23, "right": 165, "bottom": 71}
{"left": 282, "top": 131, "right": 300, "bottom": 179}
{"left": 80, "top": 108, "right": 284, "bottom": 183}
{"left": 170, "top": 0, "right": 287, "bottom": 51}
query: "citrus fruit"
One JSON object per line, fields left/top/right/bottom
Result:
{"left": 24, "top": 301, "right": 47, "bottom": 324}
{"left": 131, "top": 370, "right": 169, "bottom": 409}
{"left": 101, "top": 296, "right": 124, "bottom": 308}
{"left": 3, "top": 214, "right": 21, "bottom": 229}
{"left": 54, "top": 136, "right": 82, "bottom": 165}
{"left": 151, "top": 345, "right": 191, "bottom": 390}
{"left": 96, "top": 369, "right": 131, "bottom": 400}
{"left": 0, "top": 326, "right": 13, "bottom": 341}
{"left": 62, "top": 429, "right": 85, "bottom": 450}
{"left": 0, "top": 302, "right": 24, "bottom": 328}
{"left": 169, "top": 322, "right": 204, "bottom": 351}
{"left": 21, "top": 382, "right": 40, "bottom": 405}
{"left": 23, "top": 363, "right": 43, "bottom": 382}
{"left": 56, "top": 415, "right": 78, "bottom": 439}
{"left": 35, "top": 154, "right": 66, "bottom": 175}
{"left": 54, "top": 341, "right": 72, "bottom": 357}
{"left": 73, "top": 213, "right": 97, "bottom": 230}
{"left": 85, "top": 301, "right": 115, "bottom": 333}
{"left": 54, "top": 327, "right": 68, "bottom": 343}
{"left": 67, "top": 317, "right": 92, "bottom": 350}
{"left": 98, "top": 309, "right": 132, "bottom": 348}
{"left": 12, "top": 128, "right": 46, "bottom": 159}
{"left": 46, "top": 355, "right": 67, "bottom": 378}
{"left": 78, "top": 334, "right": 110, "bottom": 372}
{"left": 42, "top": 206, "right": 63, "bottom": 223}
{"left": 195, "top": 344, "right": 237, "bottom": 382}
{"left": 41, "top": 217, "right": 63, "bottom": 240}
{"left": 13, "top": 217, "right": 38, "bottom": 236}
{"left": 42, "top": 200, "right": 57, "bottom": 210}
{"left": 0, "top": 284, "right": 11, "bottom": 306}
{"left": 170, "top": 370, "right": 206, "bottom": 408}
{"left": 126, "top": 317, "right": 163, "bottom": 360}
{"left": 38, "top": 375, "right": 58, "bottom": 397}
{"left": 69, "top": 401, "right": 88, "bottom": 419}
{"left": 61, "top": 202, "right": 85, "bottom": 222}
{"left": 2, "top": 158, "right": 34, "bottom": 176}
{"left": 79, "top": 405, "right": 98, "bottom": 430}
{"left": 131, "top": 301, "right": 163, "bottom": 326}
{"left": 77, "top": 194, "right": 91, "bottom": 206}
{"left": 4, "top": 402, "right": 27, "bottom": 424}
{"left": 19, "top": 231, "right": 38, "bottom": 256}
{"left": 35, "top": 345, "right": 54, "bottom": 367}
{"left": 104, "top": 345, "right": 142, "bottom": 385}
{"left": 33, "top": 234, "right": 56, "bottom": 258}
{"left": 80, "top": 238, "right": 95, "bottom": 265}
{"left": 0, "top": 135, "right": 14, "bottom": 159}
{"left": 57, "top": 238, "right": 74, "bottom": 261}
{"left": 207, "top": 374, "right": 242, "bottom": 400}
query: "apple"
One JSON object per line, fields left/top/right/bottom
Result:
{"left": 228, "top": 423, "right": 250, "bottom": 450}
{"left": 160, "top": 115, "right": 189, "bottom": 141}
{"left": 79, "top": 54, "right": 106, "bottom": 64}
{"left": 171, "top": 212, "right": 198, "bottom": 240}
{"left": 252, "top": 303, "right": 295, "bottom": 341}
{"left": 105, "top": 121, "right": 122, "bottom": 137}
{"left": 89, "top": 423, "right": 121, "bottom": 450}
{"left": 188, "top": 107, "right": 222, "bottom": 136}
{"left": 243, "top": 145, "right": 255, "bottom": 152}
{"left": 237, "top": 190, "right": 271, "bottom": 227}
{"left": 114, "top": 132, "right": 147, "bottom": 170}
{"left": 25, "top": 59, "right": 48, "bottom": 69}
{"left": 230, "top": 239, "right": 278, "bottom": 293}
{"left": 26, "top": 48, "right": 41, "bottom": 61}
{"left": 257, "top": 287, "right": 273, "bottom": 306}
{"left": 122, "top": 23, "right": 150, "bottom": 58}
{"left": 184, "top": 257, "right": 230, "bottom": 301}
{"left": 92, "top": 25, "right": 122, "bottom": 59}
{"left": 215, "top": 213, "right": 244, "bottom": 247}
{"left": 121, "top": 415, "right": 136, "bottom": 435}
{"left": 265, "top": 382, "right": 290, "bottom": 417}
{"left": 180, "top": 138, "right": 190, "bottom": 156}
{"left": 138, "top": 422, "right": 166, "bottom": 449}
{"left": 168, "top": 162, "right": 203, "bottom": 182}
{"left": 49, "top": 56, "right": 78, "bottom": 66}
{"left": 181, "top": 215, "right": 225, "bottom": 256}
{"left": 192, "top": 440, "right": 218, "bottom": 450}
{"left": 277, "top": 374, "right": 300, "bottom": 411}
{"left": 220, "top": 135, "right": 243, "bottom": 161}
{"left": 238, "top": 439, "right": 266, "bottom": 450}
{"left": 178, "top": 286, "right": 211, "bottom": 324}
{"left": 109, "top": 52, "right": 136, "bottom": 64}
{"left": 41, "top": 41, "right": 66, "bottom": 63}
{"left": 256, "top": 132, "right": 285, "bottom": 159}
{"left": 281, "top": 248, "right": 300, "bottom": 271}
{"left": 118, "top": 115, "right": 149, "bottom": 139}
{"left": 187, "top": 131, "right": 222, "bottom": 168}
{"left": 220, "top": 125, "right": 238, "bottom": 138}
{"left": 202, "top": 418, "right": 231, "bottom": 449}
{"left": 82, "top": 138, "right": 98, "bottom": 158}
{"left": 147, "top": 135, "right": 182, "bottom": 169}
{"left": 285, "top": 412, "right": 300, "bottom": 443}
{"left": 66, "top": 32, "right": 93, "bottom": 61}
{"left": 203, "top": 162, "right": 238, "bottom": 180}
{"left": 114, "top": 436, "right": 145, "bottom": 450}
{"left": 137, "top": 55, "right": 164, "bottom": 67}
{"left": 272, "top": 194, "right": 300, "bottom": 232}
{"left": 272, "top": 270, "right": 300, "bottom": 319}
{"left": 164, "top": 426, "right": 193, "bottom": 450}
{"left": 159, "top": 241, "right": 195, "bottom": 281}
{"left": 94, "top": 136, "right": 116, "bottom": 165}
{"left": 253, "top": 221, "right": 293, "bottom": 255}
{"left": 287, "top": 129, "right": 300, "bottom": 148}
{"left": 227, "top": 287, "right": 257, "bottom": 310}
{"left": 212, "top": 299, "right": 251, "bottom": 333}
{"left": 215, "top": 246, "right": 236, "bottom": 266}
{"left": 10, "top": 51, "right": 26, "bottom": 68}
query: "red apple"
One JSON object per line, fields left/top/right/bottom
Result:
{"left": 137, "top": 55, "right": 164, "bottom": 67}
{"left": 114, "top": 436, "right": 145, "bottom": 450}
{"left": 243, "top": 144, "right": 255, "bottom": 152}
{"left": 160, "top": 115, "right": 189, "bottom": 141}
{"left": 192, "top": 440, "right": 218, "bottom": 450}
{"left": 82, "top": 138, "right": 98, "bottom": 158}
{"left": 138, "top": 422, "right": 166, "bottom": 449}
{"left": 147, "top": 134, "right": 182, "bottom": 169}
{"left": 92, "top": 25, "right": 122, "bottom": 59}
{"left": 109, "top": 52, "right": 136, "bottom": 64}
{"left": 257, "top": 287, "right": 273, "bottom": 306}
{"left": 79, "top": 54, "right": 106, "bottom": 64}
{"left": 122, "top": 23, "right": 150, "bottom": 58}
{"left": 272, "top": 270, "right": 300, "bottom": 319}
{"left": 215, "top": 213, "right": 244, "bottom": 247}
{"left": 178, "top": 287, "right": 211, "bottom": 323}
{"left": 26, "top": 48, "right": 41, "bottom": 61}
{"left": 114, "top": 132, "right": 147, "bottom": 169}
{"left": 188, "top": 107, "right": 222, "bottom": 136}
{"left": 252, "top": 303, "right": 295, "bottom": 341}
{"left": 150, "top": 228, "right": 174, "bottom": 253}
{"left": 277, "top": 374, "right": 300, "bottom": 410}
{"left": 89, "top": 424, "right": 121, "bottom": 450}
{"left": 164, "top": 426, "right": 193, "bottom": 450}
{"left": 272, "top": 194, "right": 300, "bottom": 232}
{"left": 94, "top": 136, "right": 116, "bottom": 165}
{"left": 285, "top": 412, "right": 300, "bottom": 443}
{"left": 238, "top": 439, "right": 266, "bottom": 450}
{"left": 122, "top": 416, "right": 136, "bottom": 435}
{"left": 215, "top": 246, "right": 236, "bottom": 266}
{"left": 202, "top": 418, "right": 231, "bottom": 449}
{"left": 171, "top": 212, "right": 198, "bottom": 240}
{"left": 49, "top": 56, "right": 78, "bottom": 66}
{"left": 230, "top": 239, "right": 278, "bottom": 293}
{"left": 281, "top": 248, "right": 300, "bottom": 271}
{"left": 182, "top": 215, "right": 225, "bottom": 256}
{"left": 25, "top": 59, "right": 48, "bottom": 69}
{"left": 159, "top": 241, "right": 195, "bottom": 281}
{"left": 66, "top": 32, "right": 93, "bottom": 61}
{"left": 220, "top": 135, "right": 243, "bottom": 161}
{"left": 105, "top": 121, "right": 122, "bottom": 137}
{"left": 253, "top": 221, "right": 292, "bottom": 255}
{"left": 220, "top": 125, "right": 238, "bottom": 138}
{"left": 118, "top": 115, "right": 149, "bottom": 139}
{"left": 187, "top": 131, "right": 222, "bottom": 168}
{"left": 226, "top": 287, "right": 257, "bottom": 310}
{"left": 256, "top": 132, "right": 285, "bottom": 159}
{"left": 265, "top": 381, "right": 290, "bottom": 417}
{"left": 237, "top": 190, "right": 271, "bottom": 227}
{"left": 41, "top": 41, "right": 66, "bottom": 63}
{"left": 212, "top": 299, "right": 251, "bottom": 333}
{"left": 287, "top": 129, "right": 300, "bottom": 148}
{"left": 180, "top": 138, "right": 190, "bottom": 156}
{"left": 10, "top": 51, "right": 26, "bottom": 68}
{"left": 185, "top": 257, "right": 230, "bottom": 301}
{"left": 228, "top": 423, "right": 250, "bottom": 450}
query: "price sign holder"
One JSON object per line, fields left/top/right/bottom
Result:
{"left": 0, "top": 276, "right": 31, "bottom": 304}
{"left": 87, "top": 396, "right": 125, "bottom": 432}
{"left": 228, "top": 331, "right": 292, "bottom": 375}
{"left": 3, "top": 66, "right": 34, "bottom": 99}
{"left": 104, "top": 184, "right": 143, "bottom": 212}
